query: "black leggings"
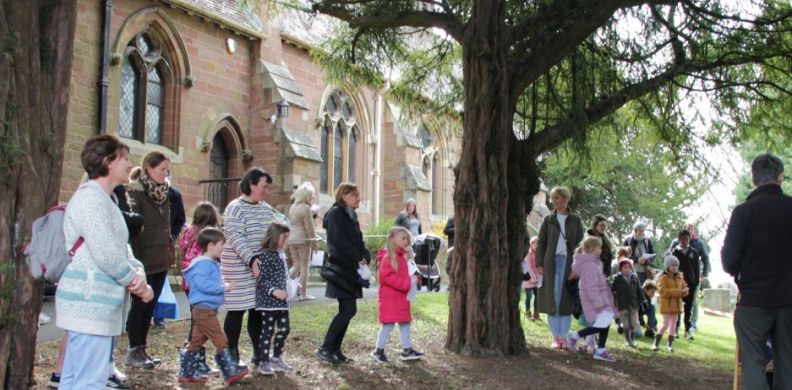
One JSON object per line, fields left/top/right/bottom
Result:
{"left": 126, "top": 271, "right": 168, "bottom": 348}
{"left": 578, "top": 325, "right": 610, "bottom": 349}
{"left": 223, "top": 309, "right": 262, "bottom": 351}
{"left": 321, "top": 298, "right": 357, "bottom": 352}
{"left": 259, "top": 310, "right": 290, "bottom": 361}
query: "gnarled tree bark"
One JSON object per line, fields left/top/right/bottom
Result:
{"left": 0, "top": 1, "right": 76, "bottom": 387}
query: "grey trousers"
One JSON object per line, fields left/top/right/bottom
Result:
{"left": 734, "top": 305, "right": 792, "bottom": 390}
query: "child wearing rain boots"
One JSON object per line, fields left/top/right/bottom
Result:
{"left": 181, "top": 228, "right": 249, "bottom": 384}
{"left": 653, "top": 255, "right": 689, "bottom": 352}
{"left": 611, "top": 259, "right": 643, "bottom": 348}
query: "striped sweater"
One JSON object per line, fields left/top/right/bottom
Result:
{"left": 56, "top": 180, "right": 144, "bottom": 336}
{"left": 221, "top": 197, "right": 287, "bottom": 311}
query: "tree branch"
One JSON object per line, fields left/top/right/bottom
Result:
{"left": 310, "top": 2, "right": 464, "bottom": 42}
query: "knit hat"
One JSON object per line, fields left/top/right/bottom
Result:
{"left": 633, "top": 222, "right": 647, "bottom": 230}
{"left": 664, "top": 255, "right": 679, "bottom": 270}
{"left": 618, "top": 259, "right": 634, "bottom": 271}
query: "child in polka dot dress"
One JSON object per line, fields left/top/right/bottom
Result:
{"left": 253, "top": 223, "right": 294, "bottom": 375}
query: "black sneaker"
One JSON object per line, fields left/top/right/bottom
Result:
{"left": 315, "top": 347, "right": 340, "bottom": 364}
{"left": 371, "top": 349, "right": 388, "bottom": 363}
{"left": 105, "top": 375, "right": 131, "bottom": 389}
{"left": 48, "top": 372, "right": 60, "bottom": 388}
{"left": 335, "top": 350, "right": 353, "bottom": 363}
{"left": 399, "top": 348, "right": 424, "bottom": 361}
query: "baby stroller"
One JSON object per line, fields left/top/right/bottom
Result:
{"left": 414, "top": 235, "right": 442, "bottom": 292}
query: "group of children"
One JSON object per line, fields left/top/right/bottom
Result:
{"left": 175, "top": 204, "right": 425, "bottom": 383}
{"left": 524, "top": 234, "right": 692, "bottom": 363}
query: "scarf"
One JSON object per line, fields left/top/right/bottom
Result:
{"left": 139, "top": 171, "right": 169, "bottom": 205}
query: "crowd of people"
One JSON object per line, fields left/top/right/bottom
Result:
{"left": 520, "top": 186, "right": 712, "bottom": 362}
{"left": 48, "top": 135, "right": 788, "bottom": 389}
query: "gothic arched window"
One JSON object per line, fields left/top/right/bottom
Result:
{"left": 118, "top": 32, "right": 171, "bottom": 145}
{"left": 320, "top": 90, "right": 361, "bottom": 194}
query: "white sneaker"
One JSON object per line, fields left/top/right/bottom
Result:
{"left": 111, "top": 363, "right": 127, "bottom": 382}
{"left": 298, "top": 294, "right": 316, "bottom": 301}
{"left": 38, "top": 312, "right": 51, "bottom": 325}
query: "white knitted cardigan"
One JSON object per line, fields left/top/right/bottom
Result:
{"left": 55, "top": 180, "right": 144, "bottom": 336}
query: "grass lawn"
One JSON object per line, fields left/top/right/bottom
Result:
{"left": 33, "top": 292, "right": 736, "bottom": 389}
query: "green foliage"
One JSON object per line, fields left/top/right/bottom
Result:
{"left": 542, "top": 104, "right": 708, "bottom": 244}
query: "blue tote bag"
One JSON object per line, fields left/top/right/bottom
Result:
{"left": 153, "top": 278, "right": 179, "bottom": 319}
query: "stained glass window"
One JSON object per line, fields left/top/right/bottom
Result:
{"left": 348, "top": 127, "right": 357, "bottom": 182}
{"left": 333, "top": 124, "right": 343, "bottom": 190}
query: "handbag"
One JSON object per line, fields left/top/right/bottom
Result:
{"left": 153, "top": 279, "right": 179, "bottom": 319}
{"left": 320, "top": 260, "right": 357, "bottom": 293}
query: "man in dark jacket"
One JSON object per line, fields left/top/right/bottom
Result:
{"left": 671, "top": 229, "right": 701, "bottom": 340}
{"left": 722, "top": 153, "right": 792, "bottom": 390}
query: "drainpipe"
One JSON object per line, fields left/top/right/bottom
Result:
{"left": 98, "top": 0, "right": 113, "bottom": 134}
{"left": 373, "top": 83, "right": 388, "bottom": 225}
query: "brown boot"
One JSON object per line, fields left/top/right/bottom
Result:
{"left": 533, "top": 312, "right": 541, "bottom": 321}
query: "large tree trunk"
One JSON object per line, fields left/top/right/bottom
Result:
{"left": 0, "top": 1, "right": 76, "bottom": 387}
{"left": 445, "top": 0, "right": 530, "bottom": 355}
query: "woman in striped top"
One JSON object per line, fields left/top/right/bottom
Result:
{"left": 221, "top": 167, "right": 286, "bottom": 368}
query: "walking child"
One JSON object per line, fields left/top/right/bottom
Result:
{"left": 178, "top": 201, "right": 222, "bottom": 377}
{"left": 180, "top": 228, "right": 249, "bottom": 384}
{"left": 653, "top": 255, "right": 689, "bottom": 351}
{"left": 611, "top": 259, "right": 643, "bottom": 348}
{"left": 640, "top": 280, "right": 658, "bottom": 338}
{"left": 523, "top": 236, "right": 540, "bottom": 321}
{"left": 567, "top": 236, "right": 618, "bottom": 362}
{"left": 254, "top": 223, "right": 295, "bottom": 375}
{"left": 371, "top": 226, "right": 425, "bottom": 363}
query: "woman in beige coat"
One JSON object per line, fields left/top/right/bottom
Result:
{"left": 288, "top": 182, "right": 318, "bottom": 300}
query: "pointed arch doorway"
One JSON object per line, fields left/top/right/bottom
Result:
{"left": 199, "top": 118, "right": 246, "bottom": 212}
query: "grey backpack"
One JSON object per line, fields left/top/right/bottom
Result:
{"left": 24, "top": 205, "right": 83, "bottom": 282}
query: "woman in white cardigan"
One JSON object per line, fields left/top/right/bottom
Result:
{"left": 56, "top": 135, "right": 153, "bottom": 389}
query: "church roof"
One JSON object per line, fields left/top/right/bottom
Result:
{"left": 162, "top": 0, "right": 264, "bottom": 39}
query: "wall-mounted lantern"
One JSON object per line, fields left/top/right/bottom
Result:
{"left": 269, "top": 99, "right": 289, "bottom": 124}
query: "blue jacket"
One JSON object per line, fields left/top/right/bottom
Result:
{"left": 183, "top": 255, "right": 225, "bottom": 310}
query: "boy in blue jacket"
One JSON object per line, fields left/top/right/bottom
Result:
{"left": 181, "top": 228, "right": 248, "bottom": 384}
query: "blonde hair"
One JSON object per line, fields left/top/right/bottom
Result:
{"left": 576, "top": 236, "right": 602, "bottom": 255}
{"left": 550, "top": 186, "right": 572, "bottom": 200}
{"left": 386, "top": 226, "right": 412, "bottom": 272}
{"left": 293, "top": 181, "right": 315, "bottom": 205}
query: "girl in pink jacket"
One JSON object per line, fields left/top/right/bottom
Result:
{"left": 371, "top": 226, "right": 425, "bottom": 363}
{"left": 568, "top": 236, "right": 618, "bottom": 362}
{"left": 523, "top": 236, "right": 540, "bottom": 320}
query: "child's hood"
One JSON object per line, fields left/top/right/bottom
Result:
{"left": 183, "top": 255, "right": 218, "bottom": 275}
{"left": 573, "top": 252, "right": 600, "bottom": 267}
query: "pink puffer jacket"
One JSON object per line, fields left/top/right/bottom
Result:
{"left": 572, "top": 252, "right": 616, "bottom": 323}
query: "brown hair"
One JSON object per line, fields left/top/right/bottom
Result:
{"left": 261, "top": 223, "right": 290, "bottom": 251}
{"left": 129, "top": 151, "right": 170, "bottom": 181}
{"left": 642, "top": 280, "right": 658, "bottom": 291}
{"left": 81, "top": 135, "right": 130, "bottom": 179}
{"left": 239, "top": 166, "right": 273, "bottom": 196}
{"left": 404, "top": 198, "right": 418, "bottom": 217}
{"left": 334, "top": 182, "right": 359, "bottom": 205}
{"left": 616, "top": 246, "right": 630, "bottom": 259}
{"left": 589, "top": 214, "right": 608, "bottom": 232}
{"left": 197, "top": 227, "right": 226, "bottom": 253}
